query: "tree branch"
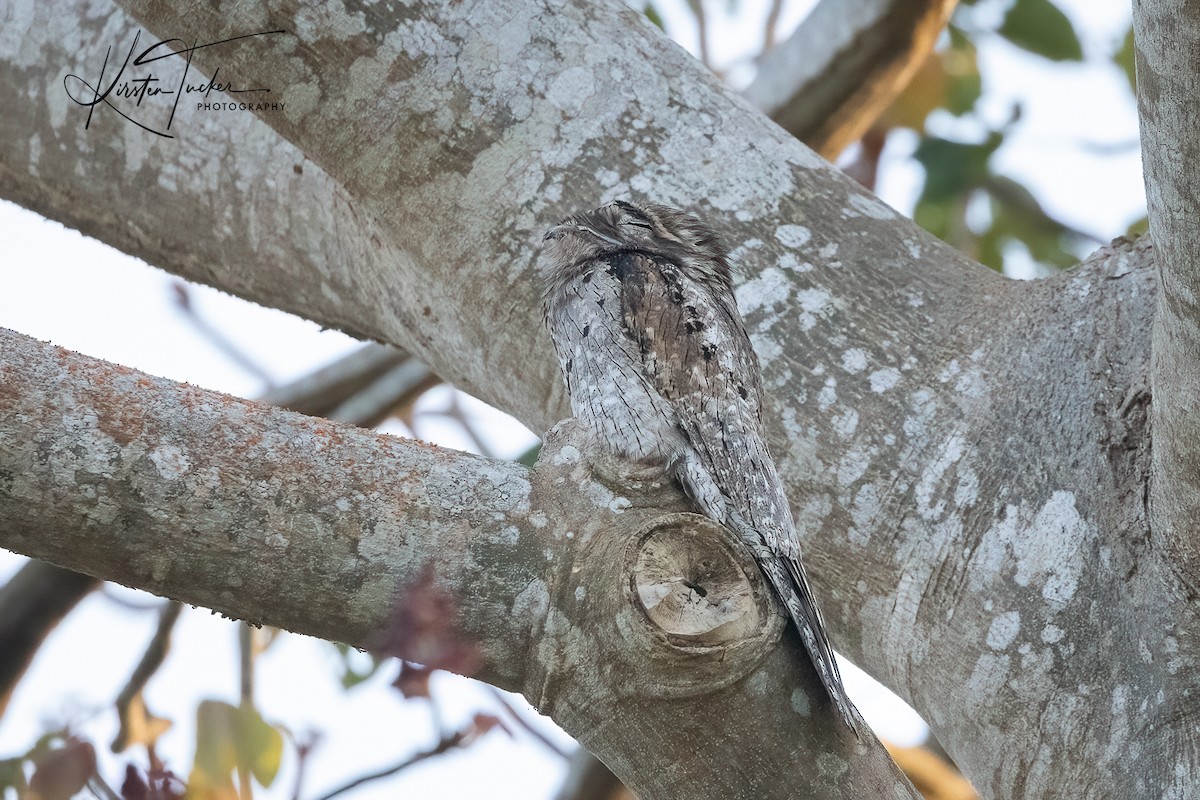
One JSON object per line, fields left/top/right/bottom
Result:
{"left": 0, "top": 327, "right": 919, "bottom": 799}
{"left": 1133, "top": 0, "right": 1200, "bottom": 596}
{"left": 743, "top": 0, "right": 957, "bottom": 158}
{"left": 0, "top": 560, "right": 98, "bottom": 715}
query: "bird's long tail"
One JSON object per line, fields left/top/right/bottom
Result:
{"left": 761, "top": 557, "right": 865, "bottom": 739}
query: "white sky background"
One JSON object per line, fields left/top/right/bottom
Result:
{"left": 0, "top": 0, "right": 1145, "bottom": 798}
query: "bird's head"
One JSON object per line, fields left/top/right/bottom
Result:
{"left": 537, "top": 200, "right": 733, "bottom": 295}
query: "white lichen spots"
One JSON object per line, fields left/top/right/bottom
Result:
{"left": 728, "top": 237, "right": 763, "bottom": 263}
{"left": 595, "top": 167, "right": 620, "bottom": 187}
{"left": 293, "top": 3, "right": 366, "bottom": 43}
{"left": 547, "top": 66, "right": 595, "bottom": 114}
{"left": 149, "top": 445, "right": 190, "bottom": 480}
{"left": 967, "top": 653, "right": 1010, "bottom": 698}
{"left": 1040, "top": 624, "right": 1064, "bottom": 644}
{"left": 831, "top": 408, "right": 858, "bottom": 438}
{"left": 915, "top": 434, "right": 966, "bottom": 521}
{"left": 846, "top": 192, "right": 897, "bottom": 220}
{"left": 904, "top": 238, "right": 924, "bottom": 259}
{"left": 906, "top": 290, "right": 925, "bottom": 308}
{"left": 837, "top": 446, "right": 871, "bottom": 487}
{"left": 1165, "top": 635, "right": 1182, "bottom": 674}
{"left": 954, "top": 368, "right": 988, "bottom": 400}
{"left": 817, "top": 378, "right": 837, "bottom": 411}
{"left": 954, "top": 468, "right": 979, "bottom": 507}
{"left": 840, "top": 348, "right": 868, "bottom": 374}
{"left": 938, "top": 360, "right": 961, "bottom": 382}
{"left": 513, "top": 579, "right": 550, "bottom": 623}
{"left": 749, "top": 331, "right": 783, "bottom": 366}
{"left": 850, "top": 484, "right": 881, "bottom": 540}
{"left": 282, "top": 81, "right": 320, "bottom": 123}
{"left": 575, "top": 585, "right": 587, "bottom": 602}
{"left": 1138, "top": 639, "right": 1153, "bottom": 664}
{"left": 609, "top": 496, "right": 631, "bottom": 513}
{"left": 987, "top": 611, "right": 1021, "bottom": 650}
{"left": 529, "top": 510, "right": 548, "bottom": 528}
{"left": 735, "top": 267, "right": 791, "bottom": 314}
{"left": 1042, "top": 568, "right": 1078, "bottom": 610}
{"left": 775, "top": 224, "right": 812, "bottom": 248}
{"left": 819, "top": 242, "right": 838, "bottom": 260}
{"left": 776, "top": 251, "right": 812, "bottom": 273}
{"left": 496, "top": 526, "right": 520, "bottom": 545}
{"left": 816, "top": 752, "right": 849, "bottom": 780}
{"left": 796, "top": 287, "right": 830, "bottom": 314}
{"left": 551, "top": 444, "right": 582, "bottom": 466}
{"left": 543, "top": 548, "right": 554, "bottom": 561}
{"left": 868, "top": 367, "right": 901, "bottom": 393}
{"left": 1022, "top": 492, "right": 1086, "bottom": 609}
{"left": 789, "top": 687, "right": 811, "bottom": 716}
{"left": 264, "top": 531, "right": 288, "bottom": 550}
{"left": 565, "top": 530, "right": 575, "bottom": 540}
{"left": 335, "top": 497, "right": 351, "bottom": 512}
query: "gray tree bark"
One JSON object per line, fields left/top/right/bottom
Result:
{"left": 0, "top": 0, "right": 1193, "bottom": 798}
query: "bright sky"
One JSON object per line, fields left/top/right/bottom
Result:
{"left": 0, "top": 1, "right": 1145, "bottom": 798}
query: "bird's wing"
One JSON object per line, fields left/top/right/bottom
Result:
{"left": 614, "top": 249, "right": 862, "bottom": 736}
{"left": 611, "top": 249, "right": 785, "bottom": 542}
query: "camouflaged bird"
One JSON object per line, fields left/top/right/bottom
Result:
{"left": 537, "top": 200, "right": 863, "bottom": 737}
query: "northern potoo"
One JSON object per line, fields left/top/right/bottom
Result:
{"left": 538, "top": 200, "right": 862, "bottom": 737}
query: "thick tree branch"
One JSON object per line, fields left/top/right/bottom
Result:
{"left": 1133, "top": 0, "right": 1200, "bottom": 596}
{"left": 743, "top": 0, "right": 957, "bottom": 158}
{"left": 0, "top": 327, "right": 921, "bottom": 799}
{"left": 0, "top": 341, "right": 425, "bottom": 714}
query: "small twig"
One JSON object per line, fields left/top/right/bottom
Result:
{"left": 444, "top": 393, "right": 497, "bottom": 458}
{"left": 238, "top": 623, "right": 256, "bottom": 800}
{"left": 87, "top": 774, "right": 122, "bottom": 800}
{"left": 762, "top": 0, "right": 785, "bottom": 51}
{"left": 485, "top": 685, "right": 570, "bottom": 759}
{"left": 686, "top": 0, "right": 712, "bottom": 69}
{"left": 288, "top": 732, "right": 321, "bottom": 800}
{"left": 310, "top": 731, "right": 469, "bottom": 800}
{"left": 324, "top": 360, "right": 432, "bottom": 427}
{"left": 170, "top": 281, "right": 276, "bottom": 388}
{"left": 99, "top": 586, "right": 168, "bottom": 612}
{"left": 112, "top": 602, "right": 183, "bottom": 751}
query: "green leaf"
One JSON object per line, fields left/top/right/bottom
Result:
{"left": 516, "top": 442, "right": 541, "bottom": 468}
{"left": 237, "top": 705, "right": 283, "bottom": 787}
{"left": 1115, "top": 26, "right": 1136, "bottom": 92}
{"left": 999, "top": 0, "right": 1083, "bottom": 62}
{"left": 190, "top": 701, "right": 283, "bottom": 800}
{"left": 912, "top": 134, "right": 1002, "bottom": 202}
{"left": 330, "top": 642, "right": 385, "bottom": 690}
{"left": 1125, "top": 216, "right": 1149, "bottom": 238}
{"left": 944, "top": 28, "right": 983, "bottom": 116}
{"left": 0, "top": 757, "right": 28, "bottom": 797}
{"left": 643, "top": 3, "right": 665, "bottom": 31}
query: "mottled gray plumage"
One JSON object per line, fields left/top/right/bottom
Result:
{"left": 537, "top": 200, "right": 863, "bottom": 737}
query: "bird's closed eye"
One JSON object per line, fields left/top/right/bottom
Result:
{"left": 622, "top": 219, "right": 653, "bottom": 230}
